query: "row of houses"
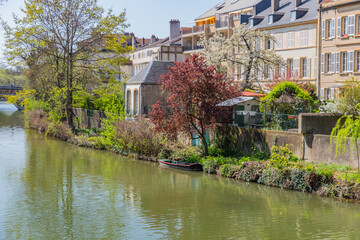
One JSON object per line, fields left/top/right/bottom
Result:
{"left": 123, "top": 0, "right": 360, "bottom": 117}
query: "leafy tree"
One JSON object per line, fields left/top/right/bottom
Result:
{"left": 198, "top": 24, "right": 283, "bottom": 91}
{"left": 260, "top": 81, "right": 314, "bottom": 115}
{"left": 0, "top": 68, "right": 26, "bottom": 86}
{"left": 3, "top": 0, "right": 130, "bottom": 129}
{"left": 321, "top": 77, "right": 360, "bottom": 116}
{"left": 150, "top": 54, "right": 241, "bottom": 156}
{"left": 331, "top": 114, "right": 360, "bottom": 173}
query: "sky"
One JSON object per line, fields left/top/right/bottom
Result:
{"left": 0, "top": 0, "right": 221, "bottom": 65}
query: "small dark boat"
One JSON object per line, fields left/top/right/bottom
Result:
{"left": 158, "top": 159, "right": 203, "bottom": 171}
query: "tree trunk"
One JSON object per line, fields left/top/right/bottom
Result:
{"left": 200, "top": 133, "right": 209, "bottom": 156}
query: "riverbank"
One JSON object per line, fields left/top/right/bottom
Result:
{"left": 28, "top": 109, "right": 360, "bottom": 202}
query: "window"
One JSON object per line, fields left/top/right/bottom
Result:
{"left": 234, "top": 67, "right": 239, "bottom": 81}
{"left": 133, "top": 90, "right": 139, "bottom": 115}
{"left": 300, "top": 30, "right": 308, "bottom": 46}
{"left": 287, "top": 31, "right": 294, "bottom": 48}
{"left": 287, "top": 59, "right": 294, "bottom": 77}
{"left": 343, "top": 17, "right": 349, "bottom": 36}
{"left": 249, "top": 19, "right": 253, "bottom": 27}
{"left": 356, "top": 51, "right": 360, "bottom": 72}
{"left": 126, "top": 90, "right": 132, "bottom": 114}
{"left": 341, "top": 52, "right": 347, "bottom": 72}
{"left": 327, "top": 20, "right": 332, "bottom": 38}
{"left": 326, "top": 53, "right": 331, "bottom": 73}
{"left": 290, "top": 11, "right": 296, "bottom": 21}
{"left": 268, "top": 15, "right": 273, "bottom": 24}
{"left": 275, "top": 33, "right": 282, "bottom": 49}
{"left": 301, "top": 58, "right": 307, "bottom": 78}
{"left": 266, "top": 38, "right": 272, "bottom": 50}
{"left": 358, "top": 15, "right": 360, "bottom": 35}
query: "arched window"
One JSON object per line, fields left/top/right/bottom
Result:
{"left": 126, "top": 90, "right": 132, "bottom": 114}
{"left": 133, "top": 90, "right": 139, "bottom": 115}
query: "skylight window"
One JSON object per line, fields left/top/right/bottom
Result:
{"left": 216, "top": 2, "right": 225, "bottom": 10}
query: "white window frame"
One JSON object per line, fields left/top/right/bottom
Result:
{"left": 287, "top": 31, "right": 294, "bottom": 48}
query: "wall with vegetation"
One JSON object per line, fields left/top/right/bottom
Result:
{"left": 73, "top": 108, "right": 106, "bottom": 129}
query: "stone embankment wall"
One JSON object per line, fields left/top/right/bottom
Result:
{"left": 218, "top": 113, "right": 359, "bottom": 168}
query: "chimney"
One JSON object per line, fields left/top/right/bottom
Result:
{"left": 142, "top": 37, "right": 145, "bottom": 46}
{"left": 271, "top": 0, "right": 279, "bottom": 12}
{"left": 170, "top": 19, "right": 181, "bottom": 41}
{"left": 294, "top": 0, "right": 301, "bottom": 7}
{"left": 150, "top": 35, "right": 157, "bottom": 44}
{"left": 131, "top": 34, "right": 136, "bottom": 48}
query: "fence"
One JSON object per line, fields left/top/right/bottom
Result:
{"left": 237, "top": 112, "right": 299, "bottom": 131}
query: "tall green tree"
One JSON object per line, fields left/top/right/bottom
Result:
{"left": 2, "top": 0, "right": 130, "bottom": 129}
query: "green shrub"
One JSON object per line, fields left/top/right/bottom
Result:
{"left": 290, "top": 168, "right": 307, "bottom": 192}
{"left": 208, "top": 146, "right": 225, "bottom": 157}
{"left": 338, "top": 172, "right": 360, "bottom": 184}
{"left": 219, "top": 164, "right": 233, "bottom": 177}
{"left": 170, "top": 146, "right": 201, "bottom": 161}
{"left": 201, "top": 158, "right": 217, "bottom": 174}
{"left": 268, "top": 145, "right": 298, "bottom": 170}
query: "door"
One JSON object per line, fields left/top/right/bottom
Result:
{"left": 235, "top": 105, "right": 245, "bottom": 126}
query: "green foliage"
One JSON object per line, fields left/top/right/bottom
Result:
{"left": 268, "top": 145, "right": 298, "bottom": 170}
{"left": 219, "top": 164, "right": 233, "bottom": 177}
{"left": 338, "top": 172, "right": 360, "bottom": 184}
{"left": 260, "top": 81, "right": 314, "bottom": 115}
{"left": 208, "top": 146, "right": 226, "bottom": 157}
{"left": 170, "top": 146, "right": 201, "bottom": 162}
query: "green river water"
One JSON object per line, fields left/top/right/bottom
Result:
{"left": 1, "top": 102, "right": 360, "bottom": 239}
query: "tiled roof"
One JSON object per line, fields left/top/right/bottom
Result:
{"left": 252, "top": 0, "right": 318, "bottom": 29}
{"left": 126, "top": 61, "right": 174, "bottom": 85}
{"left": 196, "top": 0, "right": 263, "bottom": 20}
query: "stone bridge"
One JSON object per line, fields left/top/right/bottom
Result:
{"left": 0, "top": 86, "right": 24, "bottom": 110}
{"left": 0, "top": 86, "right": 23, "bottom": 100}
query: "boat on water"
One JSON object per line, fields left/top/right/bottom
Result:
{"left": 158, "top": 159, "right": 203, "bottom": 171}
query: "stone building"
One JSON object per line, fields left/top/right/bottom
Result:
{"left": 319, "top": 0, "right": 360, "bottom": 100}
{"left": 124, "top": 61, "right": 174, "bottom": 117}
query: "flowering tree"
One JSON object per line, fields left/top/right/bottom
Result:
{"left": 198, "top": 24, "right": 283, "bottom": 91}
{"left": 150, "top": 55, "right": 241, "bottom": 156}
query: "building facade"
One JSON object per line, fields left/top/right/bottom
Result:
{"left": 131, "top": 20, "right": 185, "bottom": 76}
{"left": 319, "top": 0, "right": 360, "bottom": 100}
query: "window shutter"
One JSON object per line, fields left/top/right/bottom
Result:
{"left": 330, "top": 88, "right": 335, "bottom": 100}
{"left": 348, "top": 51, "right": 354, "bottom": 72}
{"left": 322, "top": 20, "right": 325, "bottom": 40}
{"left": 294, "top": 58, "right": 300, "bottom": 79}
{"left": 307, "top": 58, "right": 311, "bottom": 78}
{"left": 321, "top": 53, "right": 325, "bottom": 74}
{"left": 331, "top": 18, "right": 336, "bottom": 38}
{"left": 349, "top": 15, "right": 355, "bottom": 36}
{"left": 337, "top": 17, "right": 342, "bottom": 38}
{"left": 320, "top": 88, "right": 325, "bottom": 100}
{"left": 336, "top": 52, "right": 340, "bottom": 73}
{"left": 234, "top": 67, "right": 238, "bottom": 80}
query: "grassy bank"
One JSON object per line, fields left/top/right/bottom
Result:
{"left": 28, "top": 110, "right": 360, "bottom": 201}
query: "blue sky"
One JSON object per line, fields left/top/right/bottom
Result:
{"left": 0, "top": 0, "right": 221, "bottom": 63}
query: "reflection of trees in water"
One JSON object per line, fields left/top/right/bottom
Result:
{"left": 4, "top": 132, "right": 360, "bottom": 239}
{"left": 0, "top": 110, "right": 24, "bottom": 128}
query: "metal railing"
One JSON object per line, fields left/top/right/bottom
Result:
{"left": 215, "top": 20, "right": 229, "bottom": 28}
{"left": 182, "top": 28, "right": 193, "bottom": 35}
{"left": 236, "top": 112, "right": 299, "bottom": 131}
{"left": 193, "top": 25, "right": 205, "bottom": 33}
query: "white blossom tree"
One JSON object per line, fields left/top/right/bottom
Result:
{"left": 198, "top": 24, "right": 283, "bottom": 91}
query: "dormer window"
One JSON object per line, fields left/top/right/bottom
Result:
{"left": 291, "top": 11, "right": 296, "bottom": 21}
{"left": 249, "top": 19, "right": 254, "bottom": 27}
{"left": 268, "top": 15, "right": 273, "bottom": 24}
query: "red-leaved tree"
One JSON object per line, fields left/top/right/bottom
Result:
{"left": 150, "top": 54, "right": 241, "bottom": 156}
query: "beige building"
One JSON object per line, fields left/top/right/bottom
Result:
{"left": 131, "top": 20, "right": 185, "bottom": 76}
{"left": 319, "top": 0, "right": 360, "bottom": 100}
{"left": 182, "top": 0, "right": 319, "bottom": 89}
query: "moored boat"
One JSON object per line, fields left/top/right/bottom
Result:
{"left": 158, "top": 159, "right": 203, "bottom": 171}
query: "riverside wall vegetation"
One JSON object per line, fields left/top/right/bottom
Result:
{"left": 29, "top": 108, "right": 360, "bottom": 201}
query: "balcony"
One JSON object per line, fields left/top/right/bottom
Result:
{"left": 183, "top": 45, "right": 204, "bottom": 52}
{"left": 182, "top": 28, "right": 193, "bottom": 35}
{"left": 215, "top": 20, "right": 229, "bottom": 29}
{"left": 193, "top": 25, "right": 205, "bottom": 33}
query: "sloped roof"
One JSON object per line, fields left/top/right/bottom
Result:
{"left": 126, "top": 61, "right": 174, "bottom": 85}
{"left": 253, "top": 0, "right": 318, "bottom": 29}
{"left": 217, "top": 96, "right": 259, "bottom": 107}
{"left": 196, "top": 0, "right": 262, "bottom": 20}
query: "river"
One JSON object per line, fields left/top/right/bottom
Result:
{"left": 1, "top": 102, "right": 360, "bottom": 239}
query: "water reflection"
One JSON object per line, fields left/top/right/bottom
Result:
{"left": 1, "top": 107, "right": 360, "bottom": 239}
